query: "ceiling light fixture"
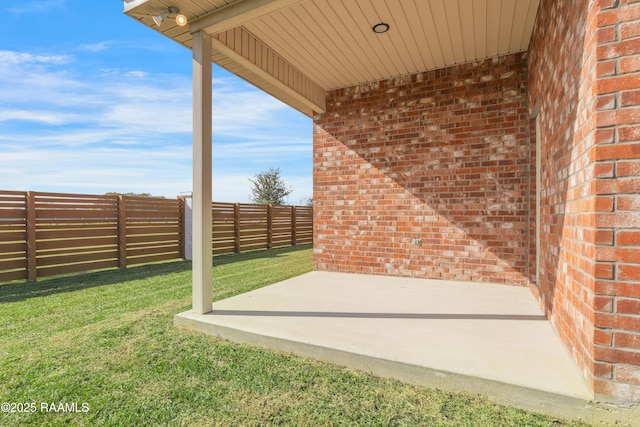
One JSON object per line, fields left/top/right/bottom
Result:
{"left": 175, "top": 13, "right": 188, "bottom": 26}
{"left": 372, "top": 22, "right": 390, "bottom": 34}
{"left": 152, "top": 6, "right": 187, "bottom": 27}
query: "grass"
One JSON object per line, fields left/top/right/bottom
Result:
{"left": 0, "top": 244, "right": 589, "bottom": 426}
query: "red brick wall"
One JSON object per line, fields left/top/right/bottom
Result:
{"left": 528, "top": 0, "right": 596, "bottom": 394}
{"left": 313, "top": 53, "right": 535, "bottom": 286}
{"left": 529, "top": 0, "right": 640, "bottom": 402}
{"left": 591, "top": 0, "right": 640, "bottom": 401}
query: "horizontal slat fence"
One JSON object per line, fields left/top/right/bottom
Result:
{"left": 34, "top": 192, "right": 120, "bottom": 279}
{"left": 0, "top": 191, "right": 28, "bottom": 282}
{"left": 238, "top": 203, "right": 269, "bottom": 252}
{"left": 212, "top": 202, "right": 236, "bottom": 255}
{"left": 0, "top": 191, "right": 184, "bottom": 283}
{"left": 295, "top": 205, "right": 313, "bottom": 245}
{"left": 124, "top": 196, "right": 183, "bottom": 266}
{"left": 208, "top": 201, "right": 313, "bottom": 255}
{"left": 0, "top": 190, "right": 312, "bottom": 283}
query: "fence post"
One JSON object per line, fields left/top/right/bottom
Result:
{"left": 234, "top": 203, "right": 240, "bottom": 253}
{"left": 117, "top": 195, "right": 127, "bottom": 269}
{"left": 267, "top": 204, "right": 273, "bottom": 249}
{"left": 26, "top": 191, "right": 37, "bottom": 282}
{"left": 291, "top": 205, "right": 297, "bottom": 246}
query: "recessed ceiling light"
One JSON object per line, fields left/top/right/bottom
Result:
{"left": 176, "top": 13, "right": 188, "bottom": 26}
{"left": 372, "top": 22, "right": 390, "bottom": 34}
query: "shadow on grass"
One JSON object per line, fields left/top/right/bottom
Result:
{"left": 213, "top": 244, "right": 312, "bottom": 266}
{"left": 0, "top": 244, "right": 312, "bottom": 304}
{"left": 0, "top": 260, "right": 191, "bottom": 304}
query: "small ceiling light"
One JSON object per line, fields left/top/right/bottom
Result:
{"left": 372, "top": 22, "right": 390, "bottom": 34}
{"left": 152, "top": 6, "right": 181, "bottom": 27}
{"left": 175, "top": 13, "right": 188, "bottom": 27}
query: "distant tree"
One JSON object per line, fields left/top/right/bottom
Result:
{"left": 303, "top": 196, "right": 313, "bottom": 207}
{"left": 105, "top": 192, "right": 165, "bottom": 198}
{"left": 248, "top": 167, "right": 293, "bottom": 205}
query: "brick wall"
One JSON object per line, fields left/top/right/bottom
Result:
{"left": 312, "top": 0, "right": 639, "bottom": 402}
{"left": 528, "top": 0, "right": 596, "bottom": 394}
{"left": 591, "top": 0, "right": 640, "bottom": 401}
{"left": 529, "top": 0, "right": 640, "bottom": 402}
{"left": 313, "top": 53, "right": 535, "bottom": 286}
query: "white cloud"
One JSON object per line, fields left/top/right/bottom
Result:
{"left": 102, "top": 101, "right": 192, "bottom": 134}
{"left": 8, "top": 0, "right": 65, "bottom": 14}
{"left": 0, "top": 144, "right": 191, "bottom": 197}
{"left": 0, "top": 109, "right": 79, "bottom": 125}
{"left": 124, "top": 71, "right": 148, "bottom": 78}
{"left": 0, "top": 48, "right": 312, "bottom": 202}
{"left": 77, "top": 42, "right": 113, "bottom": 53}
{"left": 0, "top": 50, "right": 71, "bottom": 65}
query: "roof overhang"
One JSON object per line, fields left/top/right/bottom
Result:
{"left": 124, "top": 0, "right": 540, "bottom": 117}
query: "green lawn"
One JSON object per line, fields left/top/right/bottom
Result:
{"left": 0, "top": 245, "right": 588, "bottom": 426}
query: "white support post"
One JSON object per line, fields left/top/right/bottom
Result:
{"left": 192, "top": 30, "right": 213, "bottom": 314}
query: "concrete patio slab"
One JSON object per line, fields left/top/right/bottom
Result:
{"left": 175, "top": 271, "right": 636, "bottom": 423}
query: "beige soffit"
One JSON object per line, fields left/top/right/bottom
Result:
{"left": 125, "top": 0, "right": 540, "bottom": 117}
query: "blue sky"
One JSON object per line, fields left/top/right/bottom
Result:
{"left": 0, "top": 0, "right": 312, "bottom": 204}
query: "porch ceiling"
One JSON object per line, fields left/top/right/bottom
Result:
{"left": 124, "top": 0, "right": 540, "bottom": 116}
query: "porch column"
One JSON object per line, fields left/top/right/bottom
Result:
{"left": 191, "top": 30, "right": 213, "bottom": 314}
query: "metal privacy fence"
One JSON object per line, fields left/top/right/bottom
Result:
{"left": 0, "top": 191, "right": 312, "bottom": 283}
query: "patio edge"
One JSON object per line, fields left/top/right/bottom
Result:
{"left": 174, "top": 310, "right": 639, "bottom": 425}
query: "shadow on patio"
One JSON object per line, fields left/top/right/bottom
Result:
{"left": 176, "top": 271, "right": 595, "bottom": 420}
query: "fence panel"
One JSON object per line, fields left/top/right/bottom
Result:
{"left": 271, "top": 205, "right": 293, "bottom": 248}
{"left": 0, "top": 191, "right": 28, "bottom": 282}
{"left": 34, "top": 192, "right": 119, "bottom": 279}
{"left": 295, "top": 206, "right": 313, "bottom": 244}
{"left": 125, "top": 196, "right": 182, "bottom": 266}
{"left": 1, "top": 190, "right": 313, "bottom": 283}
{"left": 208, "top": 203, "right": 313, "bottom": 253}
{"left": 212, "top": 202, "right": 236, "bottom": 255}
{"left": 237, "top": 203, "right": 269, "bottom": 252}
